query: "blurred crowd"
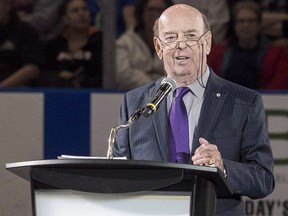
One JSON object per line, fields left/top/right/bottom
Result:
{"left": 0, "top": 0, "right": 287, "bottom": 89}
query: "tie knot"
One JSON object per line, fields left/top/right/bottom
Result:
{"left": 175, "top": 87, "right": 190, "bottom": 98}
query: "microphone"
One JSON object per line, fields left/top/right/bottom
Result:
{"left": 142, "top": 77, "right": 176, "bottom": 118}
{"left": 106, "top": 77, "right": 175, "bottom": 159}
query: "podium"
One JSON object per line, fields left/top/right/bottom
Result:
{"left": 6, "top": 159, "right": 232, "bottom": 216}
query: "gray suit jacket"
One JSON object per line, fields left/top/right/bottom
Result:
{"left": 114, "top": 70, "right": 274, "bottom": 215}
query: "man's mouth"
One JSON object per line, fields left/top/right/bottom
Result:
{"left": 175, "top": 56, "right": 190, "bottom": 64}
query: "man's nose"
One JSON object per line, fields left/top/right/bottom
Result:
{"left": 176, "top": 41, "right": 187, "bottom": 49}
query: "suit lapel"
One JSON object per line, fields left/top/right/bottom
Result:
{"left": 192, "top": 71, "right": 228, "bottom": 153}
{"left": 153, "top": 99, "right": 169, "bottom": 161}
{"left": 145, "top": 78, "right": 170, "bottom": 161}
{"left": 145, "top": 73, "right": 229, "bottom": 159}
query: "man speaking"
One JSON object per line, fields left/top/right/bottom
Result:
{"left": 113, "top": 4, "right": 274, "bottom": 215}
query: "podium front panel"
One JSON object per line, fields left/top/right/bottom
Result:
{"left": 6, "top": 159, "right": 232, "bottom": 216}
{"left": 35, "top": 189, "right": 190, "bottom": 216}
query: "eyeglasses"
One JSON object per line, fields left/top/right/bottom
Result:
{"left": 157, "top": 32, "right": 208, "bottom": 50}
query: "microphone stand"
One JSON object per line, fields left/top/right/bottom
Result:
{"left": 106, "top": 109, "right": 143, "bottom": 159}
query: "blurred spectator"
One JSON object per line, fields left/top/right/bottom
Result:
{"left": 116, "top": 0, "right": 173, "bottom": 90}
{"left": 117, "top": 0, "right": 137, "bottom": 37}
{"left": 173, "top": 0, "right": 230, "bottom": 44}
{"left": 95, "top": 0, "right": 137, "bottom": 37}
{"left": 11, "top": 0, "right": 34, "bottom": 18}
{"left": 261, "top": 0, "right": 288, "bottom": 47}
{"left": 225, "top": 0, "right": 262, "bottom": 42}
{"left": 0, "top": 0, "right": 43, "bottom": 87}
{"left": 12, "top": 0, "right": 66, "bottom": 41}
{"left": 12, "top": 0, "right": 100, "bottom": 41}
{"left": 37, "top": 0, "right": 102, "bottom": 88}
{"left": 208, "top": 0, "right": 288, "bottom": 90}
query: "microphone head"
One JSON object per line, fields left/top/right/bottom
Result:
{"left": 161, "top": 77, "right": 176, "bottom": 91}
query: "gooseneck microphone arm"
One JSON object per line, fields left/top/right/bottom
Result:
{"left": 106, "top": 77, "right": 176, "bottom": 159}
{"left": 106, "top": 108, "right": 143, "bottom": 159}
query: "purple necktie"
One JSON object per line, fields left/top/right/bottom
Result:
{"left": 169, "top": 87, "right": 190, "bottom": 163}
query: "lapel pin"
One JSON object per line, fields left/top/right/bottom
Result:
{"left": 216, "top": 93, "right": 221, "bottom": 97}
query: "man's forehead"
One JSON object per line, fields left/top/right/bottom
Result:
{"left": 160, "top": 4, "right": 201, "bottom": 19}
{"left": 158, "top": 11, "right": 203, "bottom": 34}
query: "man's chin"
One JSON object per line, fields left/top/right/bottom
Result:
{"left": 173, "top": 74, "right": 196, "bottom": 86}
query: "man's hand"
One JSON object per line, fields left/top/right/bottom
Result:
{"left": 192, "top": 137, "right": 225, "bottom": 173}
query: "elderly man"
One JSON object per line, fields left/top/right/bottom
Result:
{"left": 114, "top": 4, "right": 274, "bottom": 215}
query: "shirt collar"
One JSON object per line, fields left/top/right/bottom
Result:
{"left": 169, "top": 67, "right": 210, "bottom": 99}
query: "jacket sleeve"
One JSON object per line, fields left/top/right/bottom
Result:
{"left": 224, "top": 94, "right": 275, "bottom": 199}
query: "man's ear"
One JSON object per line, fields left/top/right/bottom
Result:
{"left": 204, "top": 31, "right": 212, "bottom": 55}
{"left": 153, "top": 36, "right": 163, "bottom": 59}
